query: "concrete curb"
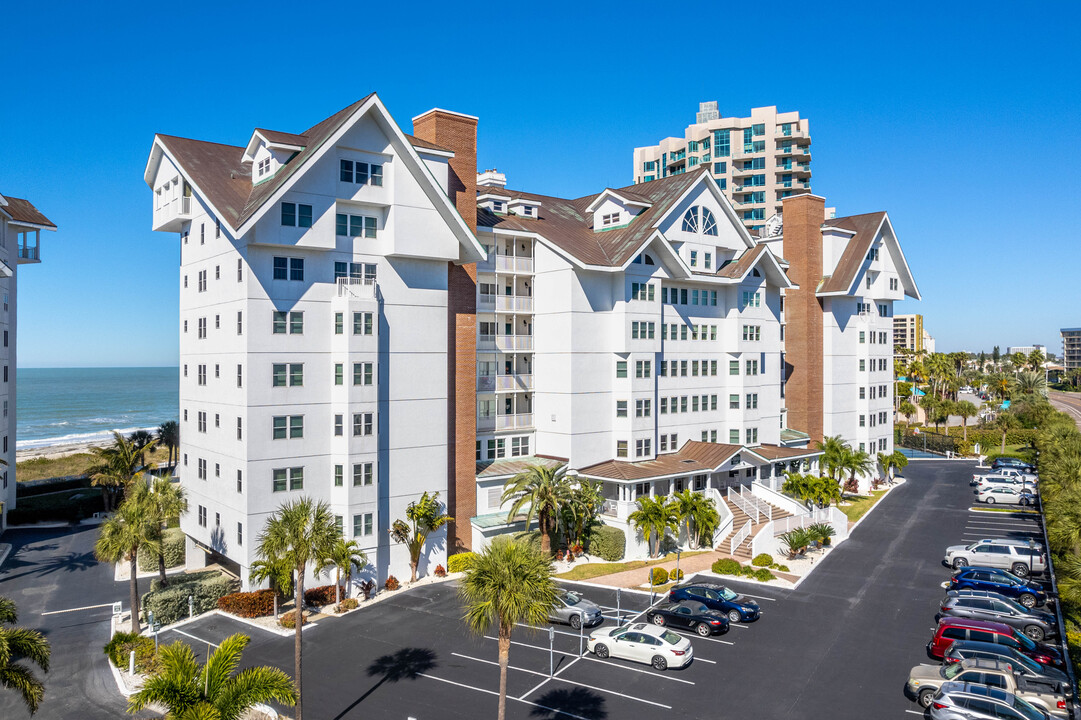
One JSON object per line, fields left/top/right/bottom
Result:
{"left": 0, "top": 543, "right": 12, "bottom": 569}
{"left": 553, "top": 577, "right": 654, "bottom": 596}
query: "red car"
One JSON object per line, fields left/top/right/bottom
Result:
{"left": 928, "top": 617, "right": 1064, "bottom": 667}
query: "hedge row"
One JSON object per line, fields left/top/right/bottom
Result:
{"left": 143, "top": 571, "right": 236, "bottom": 626}
{"left": 586, "top": 525, "right": 625, "bottom": 561}
{"left": 137, "top": 527, "right": 186, "bottom": 571}
{"left": 217, "top": 589, "right": 276, "bottom": 618}
{"left": 304, "top": 584, "right": 345, "bottom": 606}
{"left": 448, "top": 552, "right": 477, "bottom": 573}
{"left": 104, "top": 631, "right": 159, "bottom": 674}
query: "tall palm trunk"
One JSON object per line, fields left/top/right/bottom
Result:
{"left": 539, "top": 511, "right": 552, "bottom": 554}
{"left": 294, "top": 564, "right": 304, "bottom": 720}
{"left": 497, "top": 625, "right": 511, "bottom": 720}
{"left": 335, "top": 568, "right": 341, "bottom": 606}
{"left": 963, "top": 419, "right": 968, "bottom": 442}
{"left": 158, "top": 550, "right": 168, "bottom": 587}
{"left": 129, "top": 551, "right": 141, "bottom": 633}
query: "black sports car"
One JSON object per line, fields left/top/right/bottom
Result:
{"left": 645, "top": 600, "right": 730, "bottom": 636}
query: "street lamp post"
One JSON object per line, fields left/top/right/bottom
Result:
{"left": 676, "top": 549, "right": 681, "bottom": 582}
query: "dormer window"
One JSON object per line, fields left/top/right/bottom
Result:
{"left": 492, "top": 201, "right": 504, "bottom": 213}
{"left": 602, "top": 212, "right": 620, "bottom": 227}
{"left": 257, "top": 158, "right": 271, "bottom": 177}
{"left": 522, "top": 206, "right": 535, "bottom": 217}
{"left": 866, "top": 247, "right": 880, "bottom": 262}
{"left": 690, "top": 251, "right": 698, "bottom": 267}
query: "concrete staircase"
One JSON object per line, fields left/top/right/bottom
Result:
{"left": 718, "top": 495, "right": 794, "bottom": 561}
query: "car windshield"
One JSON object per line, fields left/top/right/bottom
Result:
{"left": 1011, "top": 694, "right": 1049, "bottom": 720}
{"left": 661, "top": 630, "right": 682, "bottom": 645}
{"left": 1011, "top": 653, "right": 1042, "bottom": 674}
{"left": 943, "top": 663, "right": 967, "bottom": 680}
{"left": 1012, "top": 630, "right": 1038, "bottom": 651}
{"left": 563, "top": 592, "right": 581, "bottom": 606}
{"left": 720, "top": 588, "right": 737, "bottom": 601}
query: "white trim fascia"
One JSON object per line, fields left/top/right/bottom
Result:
{"left": 411, "top": 146, "right": 455, "bottom": 159}
{"left": 840, "top": 214, "right": 888, "bottom": 297}
{"left": 145, "top": 139, "right": 239, "bottom": 237}
{"left": 0, "top": 194, "right": 8, "bottom": 207}
{"left": 477, "top": 190, "right": 514, "bottom": 201}
{"left": 7, "top": 220, "right": 54, "bottom": 232}
{"left": 242, "top": 130, "right": 305, "bottom": 161}
{"left": 821, "top": 225, "right": 857, "bottom": 236}
{"left": 412, "top": 107, "right": 480, "bottom": 123}
{"left": 654, "top": 169, "right": 756, "bottom": 249}
{"left": 584, "top": 188, "right": 652, "bottom": 213}
{"left": 743, "top": 448, "right": 823, "bottom": 463}
{"left": 507, "top": 197, "right": 542, "bottom": 208}
{"left": 880, "top": 214, "right": 921, "bottom": 301}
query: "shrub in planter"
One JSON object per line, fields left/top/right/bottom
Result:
{"left": 447, "top": 552, "right": 477, "bottom": 573}
{"left": 385, "top": 575, "right": 401, "bottom": 591}
{"left": 751, "top": 553, "right": 773, "bottom": 567}
{"left": 754, "top": 568, "right": 775, "bottom": 583}
{"left": 144, "top": 570, "right": 236, "bottom": 626}
{"left": 358, "top": 580, "right": 376, "bottom": 600}
{"left": 555, "top": 549, "right": 565, "bottom": 562}
{"left": 711, "top": 558, "right": 742, "bottom": 575}
{"left": 586, "top": 525, "right": 626, "bottom": 562}
{"left": 434, "top": 564, "right": 446, "bottom": 578}
{"left": 104, "top": 631, "right": 158, "bottom": 673}
{"left": 278, "top": 610, "right": 307, "bottom": 629}
{"left": 740, "top": 565, "right": 758, "bottom": 577}
{"left": 137, "top": 527, "right": 186, "bottom": 572}
{"left": 669, "top": 568, "right": 684, "bottom": 581}
{"left": 570, "top": 544, "right": 584, "bottom": 556}
{"left": 649, "top": 567, "right": 669, "bottom": 585}
{"left": 776, "top": 564, "right": 790, "bottom": 573}
{"left": 336, "top": 598, "right": 359, "bottom": 613}
{"left": 513, "top": 530, "right": 544, "bottom": 552}
{"left": 217, "top": 589, "right": 276, "bottom": 618}
{"left": 303, "top": 584, "right": 345, "bottom": 607}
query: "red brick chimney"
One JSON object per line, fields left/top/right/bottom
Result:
{"left": 412, "top": 109, "right": 478, "bottom": 552}
{"left": 781, "top": 194, "right": 826, "bottom": 445}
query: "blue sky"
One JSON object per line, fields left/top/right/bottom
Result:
{"left": 2, "top": 1, "right": 1078, "bottom": 367}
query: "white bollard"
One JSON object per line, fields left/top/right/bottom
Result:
{"left": 129, "top": 649, "right": 135, "bottom": 675}
{"left": 189, "top": 595, "right": 194, "bottom": 619}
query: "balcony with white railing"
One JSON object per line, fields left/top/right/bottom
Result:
{"left": 496, "top": 295, "right": 533, "bottom": 313}
{"left": 601, "top": 499, "right": 638, "bottom": 520}
{"left": 496, "top": 256, "right": 533, "bottom": 274}
{"left": 476, "top": 374, "right": 534, "bottom": 392}
{"left": 477, "top": 335, "right": 534, "bottom": 352}
{"left": 478, "top": 413, "right": 534, "bottom": 431}
{"left": 336, "top": 277, "right": 378, "bottom": 299}
{"left": 153, "top": 194, "right": 193, "bottom": 232}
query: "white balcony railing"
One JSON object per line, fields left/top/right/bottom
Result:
{"left": 496, "top": 296, "right": 533, "bottom": 313}
{"left": 336, "top": 277, "right": 377, "bottom": 299}
{"left": 495, "top": 413, "right": 533, "bottom": 431}
{"left": 478, "top": 335, "right": 533, "bottom": 352}
{"left": 478, "top": 293, "right": 496, "bottom": 311}
{"left": 601, "top": 499, "right": 637, "bottom": 520}
{"left": 476, "top": 374, "right": 533, "bottom": 392}
{"left": 496, "top": 256, "right": 533, "bottom": 274}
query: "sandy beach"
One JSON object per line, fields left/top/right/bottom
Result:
{"left": 17, "top": 441, "right": 100, "bottom": 463}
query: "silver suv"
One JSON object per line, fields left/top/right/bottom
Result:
{"left": 939, "top": 594, "right": 1057, "bottom": 641}
{"left": 944, "top": 539, "right": 1046, "bottom": 576}
{"left": 931, "top": 682, "right": 1052, "bottom": 720}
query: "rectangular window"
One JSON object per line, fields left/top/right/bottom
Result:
{"left": 730, "top": 360, "right": 739, "bottom": 375}
{"left": 334, "top": 414, "right": 343, "bottom": 436}
{"left": 236, "top": 417, "right": 243, "bottom": 440}
{"left": 616, "top": 360, "right": 627, "bottom": 378}
{"left": 272, "top": 364, "right": 286, "bottom": 386}
{"left": 237, "top": 311, "right": 243, "bottom": 335}
{"left": 353, "top": 513, "right": 374, "bottom": 538}
{"left": 635, "top": 360, "right": 651, "bottom": 378}
{"left": 746, "top": 393, "right": 758, "bottom": 409}
{"left": 616, "top": 400, "right": 627, "bottom": 417}
{"left": 353, "top": 462, "right": 373, "bottom": 486}
{"left": 635, "top": 399, "right": 651, "bottom": 417}
{"left": 616, "top": 440, "right": 628, "bottom": 458}
{"left": 236, "top": 364, "right": 243, "bottom": 387}
{"left": 335, "top": 363, "right": 344, "bottom": 385}
{"left": 635, "top": 439, "right": 651, "bottom": 457}
{"left": 290, "top": 363, "right": 303, "bottom": 386}
{"left": 353, "top": 312, "right": 374, "bottom": 335}
{"left": 353, "top": 362, "right": 374, "bottom": 386}
{"left": 335, "top": 312, "right": 344, "bottom": 334}
{"left": 272, "top": 311, "right": 287, "bottom": 334}
{"left": 729, "top": 394, "right": 739, "bottom": 409}
{"left": 272, "top": 468, "right": 287, "bottom": 492}
{"left": 353, "top": 412, "right": 374, "bottom": 436}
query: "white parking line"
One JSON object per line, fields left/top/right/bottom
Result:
{"left": 516, "top": 623, "right": 589, "bottom": 639}
{"left": 727, "top": 592, "right": 778, "bottom": 602}
{"left": 167, "top": 628, "right": 220, "bottom": 648}
{"left": 484, "top": 636, "right": 579, "bottom": 658}
{"left": 663, "top": 628, "right": 735, "bottom": 646}
{"left": 578, "top": 654, "right": 695, "bottom": 684}
{"left": 905, "top": 710, "right": 925, "bottom": 716}
{"left": 452, "top": 652, "right": 550, "bottom": 678}
{"left": 40, "top": 602, "right": 117, "bottom": 616}
{"left": 417, "top": 673, "right": 599, "bottom": 720}
{"left": 551, "top": 675, "right": 672, "bottom": 708}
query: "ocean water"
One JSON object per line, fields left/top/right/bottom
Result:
{"left": 16, "top": 367, "right": 179, "bottom": 449}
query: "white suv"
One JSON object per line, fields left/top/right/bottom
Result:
{"left": 944, "top": 539, "right": 1046, "bottom": 576}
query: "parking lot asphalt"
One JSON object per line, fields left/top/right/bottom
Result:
{"left": 141, "top": 458, "right": 1014, "bottom": 720}
{"left": 3, "top": 459, "right": 1045, "bottom": 719}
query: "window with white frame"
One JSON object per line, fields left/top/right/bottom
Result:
{"left": 340, "top": 159, "right": 384, "bottom": 186}
{"left": 257, "top": 157, "right": 271, "bottom": 177}
{"left": 601, "top": 212, "right": 620, "bottom": 226}
{"left": 280, "top": 203, "right": 313, "bottom": 228}
{"left": 336, "top": 212, "right": 378, "bottom": 238}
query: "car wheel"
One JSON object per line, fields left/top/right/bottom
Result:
{"left": 1025, "top": 625, "right": 1045, "bottom": 641}
{"left": 594, "top": 644, "right": 609, "bottom": 659}
{"left": 1020, "top": 498, "right": 1030, "bottom": 507}
{"left": 986, "top": 497, "right": 996, "bottom": 504}
{"left": 1019, "top": 594, "right": 1037, "bottom": 608}
{"left": 918, "top": 688, "right": 937, "bottom": 708}
{"left": 696, "top": 623, "right": 711, "bottom": 637}
{"left": 728, "top": 609, "right": 742, "bottom": 623}
{"left": 1011, "top": 563, "right": 1030, "bottom": 578}
{"left": 651, "top": 655, "right": 668, "bottom": 671}
{"left": 651, "top": 614, "right": 665, "bottom": 626}
{"left": 953, "top": 558, "right": 968, "bottom": 570}
{"left": 570, "top": 614, "right": 582, "bottom": 630}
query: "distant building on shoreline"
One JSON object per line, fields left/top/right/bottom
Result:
{"left": 1062, "top": 330, "right": 1081, "bottom": 370}
{"left": 1007, "top": 344, "right": 1046, "bottom": 357}
{"left": 0, "top": 193, "right": 55, "bottom": 529}
{"left": 893, "top": 313, "right": 933, "bottom": 354}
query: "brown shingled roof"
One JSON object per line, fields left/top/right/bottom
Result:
{"left": 817, "top": 211, "right": 887, "bottom": 295}
{"left": 255, "top": 128, "right": 308, "bottom": 147}
{"left": 475, "top": 455, "right": 565, "bottom": 479}
{"left": 477, "top": 171, "right": 707, "bottom": 267}
{"left": 403, "top": 133, "right": 452, "bottom": 154}
{"left": 578, "top": 440, "right": 741, "bottom": 481}
{"left": 1, "top": 196, "right": 55, "bottom": 228}
{"left": 746, "top": 444, "right": 822, "bottom": 461}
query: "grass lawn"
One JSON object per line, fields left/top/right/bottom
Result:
{"left": 17, "top": 447, "right": 172, "bottom": 483}
{"left": 972, "top": 506, "right": 1040, "bottom": 515}
{"left": 840, "top": 489, "right": 890, "bottom": 523}
{"left": 555, "top": 550, "right": 707, "bottom": 581}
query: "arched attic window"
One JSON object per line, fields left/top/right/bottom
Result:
{"left": 632, "top": 253, "right": 656, "bottom": 265}
{"left": 682, "top": 207, "right": 699, "bottom": 233}
{"left": 682, "top": 205, "right": 718, "bottom": 236}
{"left": 752, "top": 268, "right": 761, "bottom": 277}
{"left": 701, "top": 208, "right": 718, "bottom": 236}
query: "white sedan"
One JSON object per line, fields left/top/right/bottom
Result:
{"left": 586, "top": 622, "right": 693, "bottom": 670}
{"left": 975, "top": 485, "right": 1037, "bottom": 506}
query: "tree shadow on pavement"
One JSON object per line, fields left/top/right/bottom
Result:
{"left": 530, "top": 687, "right": 607, "bottom": 719}
{"left": 331, "top": 647, "right": 437, "bottom": 720}
{"left": 0, "top": 550, "right": 97, "bottom": 584}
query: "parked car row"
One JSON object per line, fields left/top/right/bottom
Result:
{"left": 567, "top": 582, "right": 762, "bottom": 671}
{"left": 902, "top": 535, "right": 1070, "bottom": 718}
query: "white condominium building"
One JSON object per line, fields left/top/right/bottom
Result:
{"left": 144, "top": 95, "right": 484, "bottom": 586}
{"left": 633, "top": 103, "right": 811, "bottom": 235}
{"left": 468, "top": 169, "right": 824, "bottom": 557}
{"left": 0, "top": 194, "right": 54, "bottom": 530}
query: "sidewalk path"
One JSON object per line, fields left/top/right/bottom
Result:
{"left": 577, "top": 549, "right": 798, "bottom": 588}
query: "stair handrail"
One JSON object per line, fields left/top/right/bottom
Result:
{"left": 730, "top": 519, "right": 753, "bottom": 555}
{"left": 741, "top": 485, "right": 772, "bottom": 521}
{"left": 727, "top": 486, "right": 761, "bottom": 523}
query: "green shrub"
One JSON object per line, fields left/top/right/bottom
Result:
{"left": 985, "top": 449, "right": 1038, "bottom": 465}
{"left": 741, "top": 565, "right": 758, "bottom": 577}
{"left": 711, "top": 558, "right": 742, "bottom": 575}
{"left": 448, "top": 552, "right": 477, "bottom": 573}
{"left": 104, "top": 631, "right": 159, "bottom": 673}
{"left": 754, "top": 568, "right": 775, "bottom": 582}
{"left": 776, "top": 564, "right": 790, "bottom": 573}
{"left": 669, "top": 568, "right": 684, "bottom": 581}
{"left": 217, "top": 589, "right": 275, "bottom": 618}
{"left": 138, "top": 527, "right": 186, "bottom": 572}
{"left": 512, "top": 530, "right": 544, "bottom": 552}
{"left": 649, "top": 567, "right": 669, "bottom": 585}
{"left": 278, "top": 610, "right": 307, "bottom": 629}
{"left": 751, "top": 553, "right": 773, "bottom": 567}
{"left": 143, "top": 570, "right": 236, "bottom": 626}
{"left": 586, "top": 525, "right": 625, "bottom": 561}
{"left": 336, "top": 598, "right": 359, "bottom": 613}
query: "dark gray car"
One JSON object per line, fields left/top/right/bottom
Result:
{"left": 939, "top": 595, "right": 1057, "bottom": 641}
{"left": 930, "top": 682, "right": 1051, "bottom": 720}
{"left": 548, "top": 589, "right": 603, "bottom": 629}
{"left": 944, "top": 641, "right": 1071, "bottom": 689}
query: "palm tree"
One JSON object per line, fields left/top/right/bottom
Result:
{"left": 254, "top": 497, "right": 338, "bottom": 720}
{"left": 1012, "top": 370, "right": 1048, "bottom": 399}
{"left": 157, "top": 420, "right": 179, "bottom": 470}
{"left": 955, "top": 400, "right": 978, "bottom": 442}
{"left": 146, "top": 476, "right": 187, "bottom": 587}
{"left": 995, "top": 412, "right": 1021, "bottom": 453}
{"left": 815, "top": 435, "right": 848, "bottom": 481}
{"left": 627, "top": 495, "right": 679, "bottom": 558}
{"left": 128, "top": 429, "right": 154, "bottom": 451}
{"left": 127, "top": 633, "right": 296, "bottom": 719}
{"left": 560, "top": 479, "right": 604, "bottom": 552}
{"left": 898, "top": 400, "right": 917, "bottom": 423}
{"left": 86, "top": 431, "right": 158, "bottom": 512}
{"left": 314, "top": 538, "right": 368, "bottom": 605}
{"left": 459, "top": 537, "right": 558, "bottom": 720}
{"left": 94, "top": 477, "right": 158, "bottom": 633}
{"left": 389, "top": 491, "right": 452, "bottom": 583}
{"left": 0, "top": 596, "right": 50, "bottom": 716}
{"left": 249, "top": 556, "right": 293, "bottom": 618}
{"left": 840, "top": 448, "right": 875, "bottom": 493}
{"left": 670, "top": 489, "right": 719, "bottom": 549}
{"left": 502, "top": 463, "right": 569, "bottom": 554}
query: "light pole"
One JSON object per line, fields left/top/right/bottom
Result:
{"left": 676, "top": 549, "right": 681, "bottom": 583}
